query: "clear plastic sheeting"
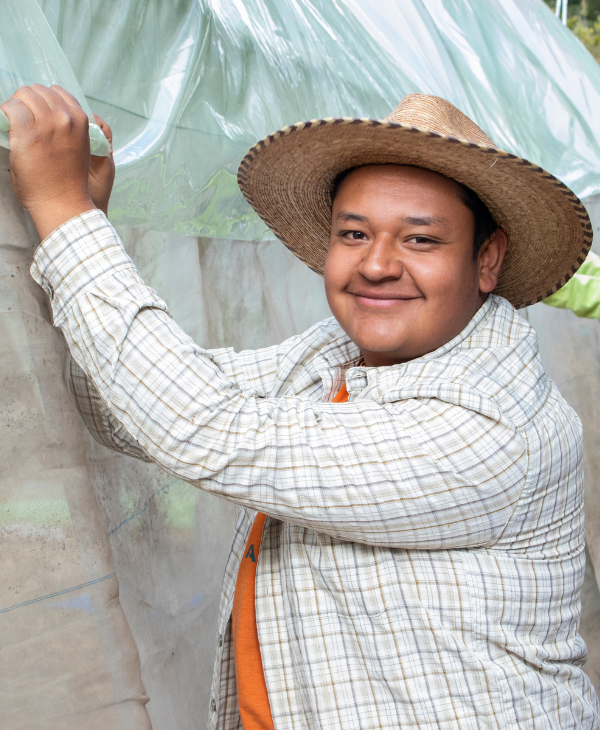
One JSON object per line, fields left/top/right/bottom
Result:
{"left": 0, "top": 0, "right": 109, "bottom": 155}
{"left": 38, "top": 0, "right": 600, "bottom": 239}
{"left": 0, "top": 149, "right": 149, "bottom": 729}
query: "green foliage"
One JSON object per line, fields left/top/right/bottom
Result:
{"left": 543, "top": 0, "right": 600, "bottom": 19}
{"left": 543, "top": 0, "right": 600, "bottom": 61}
{"left": 568, "top": 12, "right": 600, "bottom": 60}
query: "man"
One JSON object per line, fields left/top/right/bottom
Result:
{"left": 3, "top": 86, "right": 599, "bottom": 729}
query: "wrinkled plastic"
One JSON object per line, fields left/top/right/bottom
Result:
{"left": 37, "top": 0, "right": 600, "bottom": 239}
{"left": 0, "top": 0, "right": 109, "bottom": 155}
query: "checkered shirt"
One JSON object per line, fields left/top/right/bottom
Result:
{"left": 31, "top": 210, "right": 600, "bottom": 729}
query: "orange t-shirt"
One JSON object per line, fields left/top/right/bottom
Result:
{"left": 232, "top": 512, "right": 273, "bottom": 729}
{"left": 231, "top": 383, "right": 348, "bottom": 730}
{"left": 232, "top": 383, "right": 350, "bottom": 729}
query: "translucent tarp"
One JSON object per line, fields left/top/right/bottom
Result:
{"left": 36, "top": 0, "right": 600, "bottom": 239}
{"left": 0, "top": 150, "right": 150, "bottom": 729}
{"left": 0, "top": 0, "right": 109, "bottom": 154}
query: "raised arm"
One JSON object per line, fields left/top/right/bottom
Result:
{"left": 5, "top": 84, "right": 527, "bottom": 550}
{"left": 30, "top": 212, "right": 526, "bottom": 549}
{"left": 70, "top": 356, "right": 152, "bottom": 461}
{"left": 69, "top": 308, "right": 315, "bottom": 461}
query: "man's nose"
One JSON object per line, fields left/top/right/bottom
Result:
{"left": 357, "top": 234, "right": 403, "bottom": 281}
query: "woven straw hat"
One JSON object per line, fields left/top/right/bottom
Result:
{"left": 238, "top": 94, "right": 592, "bottom": 309}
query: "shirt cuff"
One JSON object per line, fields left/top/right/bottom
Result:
{"left": 30, "top": 209, "right": 136, "bottom": 322}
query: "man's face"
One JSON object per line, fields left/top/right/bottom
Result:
{"left": 325, "top": 164, "right": 506, "bottom": 367}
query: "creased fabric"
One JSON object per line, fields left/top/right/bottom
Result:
{"left": 32, "top": 210, "right": 600, "bottom": 729}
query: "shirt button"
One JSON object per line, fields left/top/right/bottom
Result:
{"left": 218, "top": 633, "right": 223, "bottom": 647}
{"left": 46, "top": 283, "right": 54, "bottom": 299}
{"left": 210, "top": 698, "right": 217, "bottom": 712}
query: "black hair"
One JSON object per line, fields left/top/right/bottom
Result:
{"left": 457, "top": 182, "right": 498, "bottom": 259}
{"left": 331, "top": 166, "right": 498, "bottom": 259}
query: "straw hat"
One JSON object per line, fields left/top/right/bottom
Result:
{"left": 238, "top": 94, "right": 592, "bottom": 309}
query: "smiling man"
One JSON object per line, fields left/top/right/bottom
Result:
{"left": 3, "top": 86, "right": 600, "bottom": 729}
{"left": 326, "top": 164, "right": 505, "bottom": 366}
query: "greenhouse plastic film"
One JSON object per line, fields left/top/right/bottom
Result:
{"left": 0, "top": 0, "right": 109, "bottom": 155}
{"left": 38, "top": 0, "right": 600, "bottom": 239}
{"left": 0, "top": 147, "right": 150, "bottom": 729}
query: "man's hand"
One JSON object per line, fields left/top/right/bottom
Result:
{"left": 89, "top": 113, "right": 115, "bottom": 216}
{"left": 0, "top": 84, "right": 97, "bottom": 241}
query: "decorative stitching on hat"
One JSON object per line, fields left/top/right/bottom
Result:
{"left": 237, "top": 112, "right": 593, "bottom": 308}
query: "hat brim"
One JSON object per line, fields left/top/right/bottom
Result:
{"left": 237, "top": 118, "right": 593, "bottom": 309}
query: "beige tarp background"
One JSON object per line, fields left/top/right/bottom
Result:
{"left": 0, "top": 151, "right": 152, "bottom": 729}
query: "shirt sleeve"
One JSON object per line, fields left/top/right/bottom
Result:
{"left": 542, "top": 251, "right": 600, "bottom": 320}
{"left": 31, "top": 210, "right": 527, "bottom": 550}
{"left": 69, "top": 356, "right": 153, "bottom": 461}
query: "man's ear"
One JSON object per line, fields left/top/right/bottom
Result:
{"left": 478, "top": 229, "right": 508, "bottom": 294}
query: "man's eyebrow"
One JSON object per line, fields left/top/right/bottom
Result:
{"left": 336, "top": 211, "right": 369, "bottom": 223}
{"left": 402, "top": 214, "right": 448, "bottom": 226}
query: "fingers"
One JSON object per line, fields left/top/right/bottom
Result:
{"left": 35, "top": 85, "right": 88, "bottom": 129}
{"left": 2, "top": 85, "right": 90, "bottom": 149}
{"left": 0, "top": 97, "right": 36, "bottom": 132}
{"left": 49, "top": 85, "right": 84, "bottom": 111}
{"left": 92, "top": 113, "right": 113, "bottom": 145}
{"left": 8, "top": 85, "right": 87, "bottom": 122}
{"left": 9, "top": 85, "right": 53, "bottom": 122}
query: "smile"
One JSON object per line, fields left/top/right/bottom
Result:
{"left": 352, "top": 293, "right": 419, "bottom": 308}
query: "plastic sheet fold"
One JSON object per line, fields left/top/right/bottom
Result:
{"left": 0, "top": 0, "right": 109, "bottom": 154}
{"left": 37, "top": 0, "right": 600, "bottom": 239}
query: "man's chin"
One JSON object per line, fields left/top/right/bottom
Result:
{"left": 350, "top": 333, "right": 413, "bottom": 365}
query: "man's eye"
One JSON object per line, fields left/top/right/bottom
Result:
{"left": 343, "top": 230, "right": 366, "bottom": 240}
{"left": 410, "top": 236, "right": 434, "bottom": 244}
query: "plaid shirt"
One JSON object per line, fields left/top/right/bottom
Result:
{"left": 32, "top": 210, "right": 600, "bottom": 729}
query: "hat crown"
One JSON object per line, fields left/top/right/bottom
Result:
{"left": 385, "top": 93, "right": 496, "bottom": 150}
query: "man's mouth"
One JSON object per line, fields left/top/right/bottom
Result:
{"left": 349, "top": 291, "right": 420, "bottom": 308}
